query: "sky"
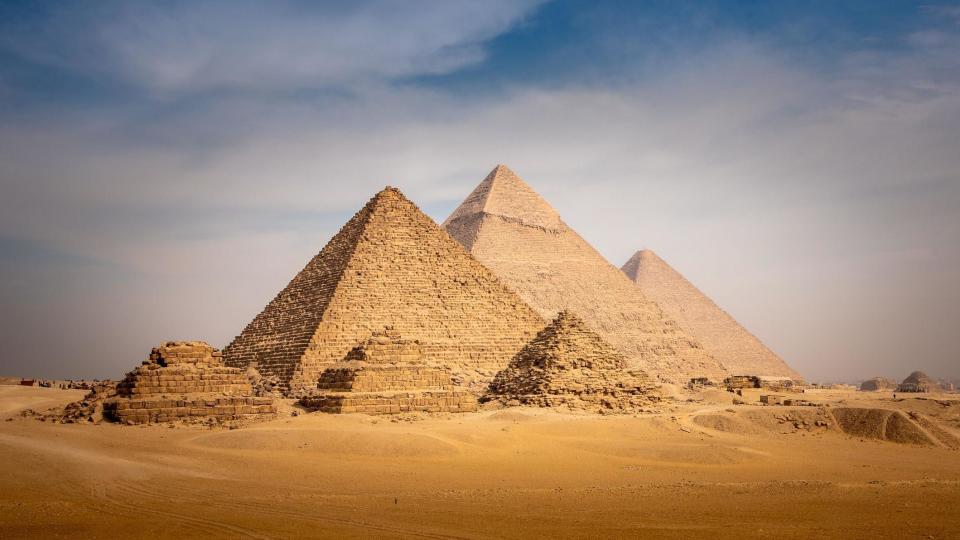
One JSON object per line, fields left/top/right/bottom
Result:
{"left": 1, "top": 0, "right": 958, "bottom": 383}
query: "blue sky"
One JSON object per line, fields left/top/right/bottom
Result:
{"left": 1, "top": 1, "right": 959, "bottom": 381}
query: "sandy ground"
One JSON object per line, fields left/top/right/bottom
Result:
{"left": 1, "top": 385, "right": 959, "bottom": 539}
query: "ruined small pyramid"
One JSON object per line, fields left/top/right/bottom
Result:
{"left": 444, "top": 165, "right": 728, "bottom": 383}
{"left": 105, "top": 341, "right": 276, "bottom": 425}
{"left": 488, "top": 311, "right": 662, "bottom": 413}
{"left": 622, "top": 250, "right": 802, "bottom": 380}
{"left": 300, "top": 328, "right": 478, "bottom": 414}
{"left": 223, "top": 186, "right": 545, "bottom": 394}
{"left": 860, "top": 377, "right": 897, "bottom": 392}
{"left": 897, "top": 371, "right": 937, "bottom": 393}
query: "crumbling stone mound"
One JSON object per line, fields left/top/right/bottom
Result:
{"left": 830, "top": 407, "right": 935, "bottom": 446}
{"left": 40, "top": 381, "right": 117, "bottom": 424}
{"left": 897, "top": 371, "right": 938, "bottom": 393}
{"left": 300, "top": 330, "right": 478, "bottom": 415}
{"left": 104, "top": 341, "right": 276, "bottom": 425}
{"left": 860, "top": 377, "right": 897, "bottom": 391}
{"left": 486, "top": 311, "right": 662, "bottom": 414}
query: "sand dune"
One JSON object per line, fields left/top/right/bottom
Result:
{"left": 2, "top": 386, "right": 959, "bottom": 539}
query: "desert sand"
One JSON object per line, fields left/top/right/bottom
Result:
{"left": 2, "top": 385, "right": 959, "bottom": 539}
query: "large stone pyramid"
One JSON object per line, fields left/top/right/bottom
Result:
{"left": 443, "top": 165, "right": 728, "bottom": 383}
{"left": 621, "top": 250, "right": 802, "bottom": 380}
{"left": 488, "top": 311, "right": 661, "bottom": 413}
{"left": 223, "top": 187, "right": 545, "bottom": 394}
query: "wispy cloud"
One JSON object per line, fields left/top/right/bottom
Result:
{"left": 1, "top": 2, "right": 958, "bottom": 382}
{"left": 0, "top": 0, "right": 543, "bottom": 96}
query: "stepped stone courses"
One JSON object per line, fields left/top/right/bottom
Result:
{"left": 300, "top": 329, "right": 477, "bottom": 414}
{"left": 223, "top": 186, "right": 545, "bottom": 395}
{"left": 105, "top": 341, "right": 275, "bottom": 425}
{"left": 444, "top": 165, "right": 728, "bottom": 384}
{"left": 488, "top": 311, "right": 662, "bottom": 413}
{"left": 897, "top": 371, "right": 938, "bottom": 393}
{"left": 621, "top": 250, "right": 802, "bottom": 381}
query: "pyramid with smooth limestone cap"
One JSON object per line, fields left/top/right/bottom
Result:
{"left": 223, "top": 186, "right": 545, "bottom": 395}
{"left": 622, "top": 249, "right": 802, "bottom": 380}
{"left": 444, "top": 165, "right": 729, "bottom": 383}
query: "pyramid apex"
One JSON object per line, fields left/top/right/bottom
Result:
{"left": 444, "top": 165, "right": 564, "bottom": 231}
{"left": 369, "top": 185, "right": 410, "bottom": 204}
{"left": 490, "top": 163, "right": 516, "bottom": 176}
{"left": 553, "top": 310, "right": 582, "bottom": 324}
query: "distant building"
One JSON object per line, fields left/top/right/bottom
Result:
{"left": 860, "top": 377, "right": 897, "bottom": 391}
{"left": 897, "top": 371, "right": 937, "bottom": 393}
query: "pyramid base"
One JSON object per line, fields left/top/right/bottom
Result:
{"left": 104, "top": 395, "right": 277, "bottom": 424}
{"left": 300, "top": 390, "right": 477, "bottom": 415}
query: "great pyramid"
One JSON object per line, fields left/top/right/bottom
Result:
{"left": 621, "top": 250, "right": 802, "bottom": 380}
{"left": 443, "top": 165, "right": 728, "bottom": 383}
{"left": 223, "top": 187, "right": 545, "bottom": 395}
{"left": 488, "top": 311, "right": 662, "bottom": 413}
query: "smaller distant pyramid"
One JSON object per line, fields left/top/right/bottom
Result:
{"left": 897, "top": 371, "right": 937, "bottom": 393}
{"left": 622, "top": 250, "right": 802, "bottom": 381}
{"left": 860, "top": 377, "right": 897, "bottom": 392}
{"left": 487, "top": 311, "right": 662, "bottom": 413}
{"left": 299, "top": 328, "right": 477, "bottom": 414}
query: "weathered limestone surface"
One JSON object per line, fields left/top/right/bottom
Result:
{"left": 444, "top": 165, "right": 728, "bottom": 383}
{"left": 488, "top": 311, "right": 662, "bottom": 413}
{"left": 300, "top": 329, "right": 478, "bottom": 414}
{"left": 223, "top": 187, "right": 545, "bottom": 395}
{"left": 105, "top": 341, "right": 275, "bottom": 424}
{"left": 622, "top": 250, "right": 802, "bottom": 381}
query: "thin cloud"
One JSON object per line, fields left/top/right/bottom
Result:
{"left": 0, "top": 3, "right": 958, "bottom": 383}
{"left": 0, "top": 0, "right": 544, "bottom": 96}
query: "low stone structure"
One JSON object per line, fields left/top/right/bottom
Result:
{"left": 104, "top": 341, "right": 275, "bottom": 424}
{"left": 725, "top": 375, "right": 802, "bottom": 392}
{"left": 486, "top": 311, "right": 662, "bottom": 413}
{"left": 897, "top": 371, "right": 938, "bottom": 393}
{"left": 760, "top": 395, "right": 784, "bottom": 405}
{"left": 299, "top": 329, "right": 478, "bottom": 414}
{"left": 860, "top": 377, "right": 897, "bottom": 392}
{"left": 724, "top": 375, "right": 759, "bottom": 390}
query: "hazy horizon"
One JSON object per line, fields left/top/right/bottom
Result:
{"left": 2, "top": 1, "right": 958, "bottom": 383}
